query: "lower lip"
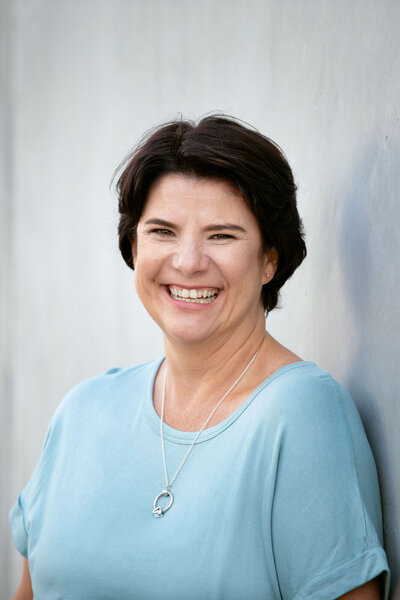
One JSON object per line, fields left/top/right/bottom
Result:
{"left": 162, "top": 286, "right": 220, "bottom": 310}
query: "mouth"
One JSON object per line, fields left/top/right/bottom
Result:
{"left": 167, "top": 285, "right": 219, "bottom": 304}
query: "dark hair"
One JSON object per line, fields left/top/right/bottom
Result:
{"left": 115, "top": 115, "right": 306, "bottom": 313}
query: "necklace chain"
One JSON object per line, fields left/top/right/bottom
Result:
{"left": 159, "top": 337, "right": 265, "bottom": 492}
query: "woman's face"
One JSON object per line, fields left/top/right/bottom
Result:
{"left": 133, "top": 174, "right": 276, "bottom": 345}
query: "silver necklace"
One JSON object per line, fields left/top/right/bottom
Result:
{"left": 152, "top": 339, "right": 264, "bottom": 518}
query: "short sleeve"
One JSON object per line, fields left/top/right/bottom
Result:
{"left": 7, "top": 369, "right": 126, "bottom": 563}
{"left": 9, "top": 415, "right": 57, "bottom": 559}
{"left": 9, "top": 495, "right": 28, "bottom": 557}
{"left": 271, "top": 373, "right": 390, "bottom": 600}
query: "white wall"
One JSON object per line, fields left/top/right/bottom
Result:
{"left": 2, "top": 0, "right": 399, "bottom": 597}
{"left": 1, "top": 0, "right": 13, "bottom": 593}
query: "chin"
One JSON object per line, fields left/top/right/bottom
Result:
{"left": 163, "top": 324, "right": 217, "bottom": 346}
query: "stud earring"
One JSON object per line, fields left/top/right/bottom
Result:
{"left": 266, "top": 273, "right": 270, "bottom": 278}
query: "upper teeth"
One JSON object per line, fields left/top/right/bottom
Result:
{"left": 169, "top": 286, "right": 218, "bottom": 299}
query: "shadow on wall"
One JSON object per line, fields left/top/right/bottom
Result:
{"left": 340, "top": 139, "right": 400, "bottom": 598}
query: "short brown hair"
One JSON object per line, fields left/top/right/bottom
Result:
{"left": 115, "top": 115, "right": 306, "bottom": 313}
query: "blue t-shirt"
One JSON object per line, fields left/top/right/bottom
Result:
{"left": 9, "top": 360, "right": 390, "bottom": 599}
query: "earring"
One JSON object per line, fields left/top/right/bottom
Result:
{"left": 266, "top": 273, "right": 270, "bottom": 278}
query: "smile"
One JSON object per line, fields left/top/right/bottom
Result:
{"left": 168, "top": 286, "right": 219, "bottom": 304}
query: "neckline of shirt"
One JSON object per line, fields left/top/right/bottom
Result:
{"left": 144, "top": 358, "right": 316, "bottom": 445}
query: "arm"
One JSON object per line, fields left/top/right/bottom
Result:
{"left": 11, "top": 558, "right": 33, "bottom": 600}
{"left": 270, "top": 374, "right": 389, "bottom": 599}
{"left": 337, "top": 576, "right": 381, "bottom": 600}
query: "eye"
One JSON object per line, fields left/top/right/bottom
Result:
{"left": 150, "top": 228, "right": 174, "bottom": 237}
{"left": 210, "top": 233, "right": 235, "bottom": 240}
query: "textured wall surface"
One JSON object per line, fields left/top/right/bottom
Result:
{"left": 2, "top": 0, "right": 399, "bottom": 597}
{"left": 1, "top": 0, "right": 13, "bottom": 593}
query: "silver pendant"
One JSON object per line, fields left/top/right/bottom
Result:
{"left": 153, "top": 489, "right": 174, "bottom": 518}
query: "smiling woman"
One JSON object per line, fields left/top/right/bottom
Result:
{"left": 132, "top": 175, "right": 273, "bottom": 347}
{"left": 9, "top": 116, "right": 390, "bottom": 600}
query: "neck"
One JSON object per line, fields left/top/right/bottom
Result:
{"left": 160, "top": 313, "right": 268, "bottom": 409}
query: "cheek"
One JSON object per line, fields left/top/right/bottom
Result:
{"left": 227, "top": 245, "right": 264, "bottom": 277}
{"left": 219, "top": 254, "right": 264, "bottom": 299}
{"left": 133, "top": 238, "right": 153, "bottom": 268}
{"left": 133, "top": 269, "right": 143, "bottom": 296}
{"left": 133, "top": 242, "right": 166, "bottom": 284}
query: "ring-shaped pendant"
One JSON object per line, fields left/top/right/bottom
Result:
{"left": 153, "top": 489, "right": 174, "bottom": 518}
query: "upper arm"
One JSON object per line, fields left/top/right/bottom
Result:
{"left": 269, "top": 372, "right": 389, "bottom": 598}
{"left": 337, "top": 576, "right": 381, "bottom": 599}
{"left": 12, "top": 558, "right": 33, "bottom": 600}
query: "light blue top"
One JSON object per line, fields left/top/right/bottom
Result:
{"left": 9, "top": 360, "right": 390, "bottom": 599}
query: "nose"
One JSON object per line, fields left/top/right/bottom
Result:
{"left": 172, "top": 235, "right": 209, "bottom": 276}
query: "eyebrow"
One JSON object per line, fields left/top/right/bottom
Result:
{"left": 143, "top": 218, "right": 246, "bottom": 233}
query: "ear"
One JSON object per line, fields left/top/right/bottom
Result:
{"left": 262, "top": 247, "right": 278, "bottom": 285}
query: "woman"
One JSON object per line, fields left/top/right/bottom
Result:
{"left": 10, "top": 116, "right": 389, "bottom": 599}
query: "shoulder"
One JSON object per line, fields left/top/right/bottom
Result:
{"left": 266, "top": 363, "right": 388, "bottom": 599}
{"left": 49, "top": 358, "right": 161, "bottom": 432}
{"left": 258, "top": 361, "right": 354, "bottom": 419}
{"left": 254, "top": 361, "right": 369, "bottom": 456}
{"left": 258, "top": 362, "right": 378, "bottom": 492}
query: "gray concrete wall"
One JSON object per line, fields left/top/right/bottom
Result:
{"left": 2, "top": 0, "right": 399, "bottom": 597}
{"left": 1, "top": 0, "right": 13, "bottom": 593}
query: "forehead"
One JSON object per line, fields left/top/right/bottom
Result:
{"left": 141, "top": 173, "right": 253, "bottom": 222}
